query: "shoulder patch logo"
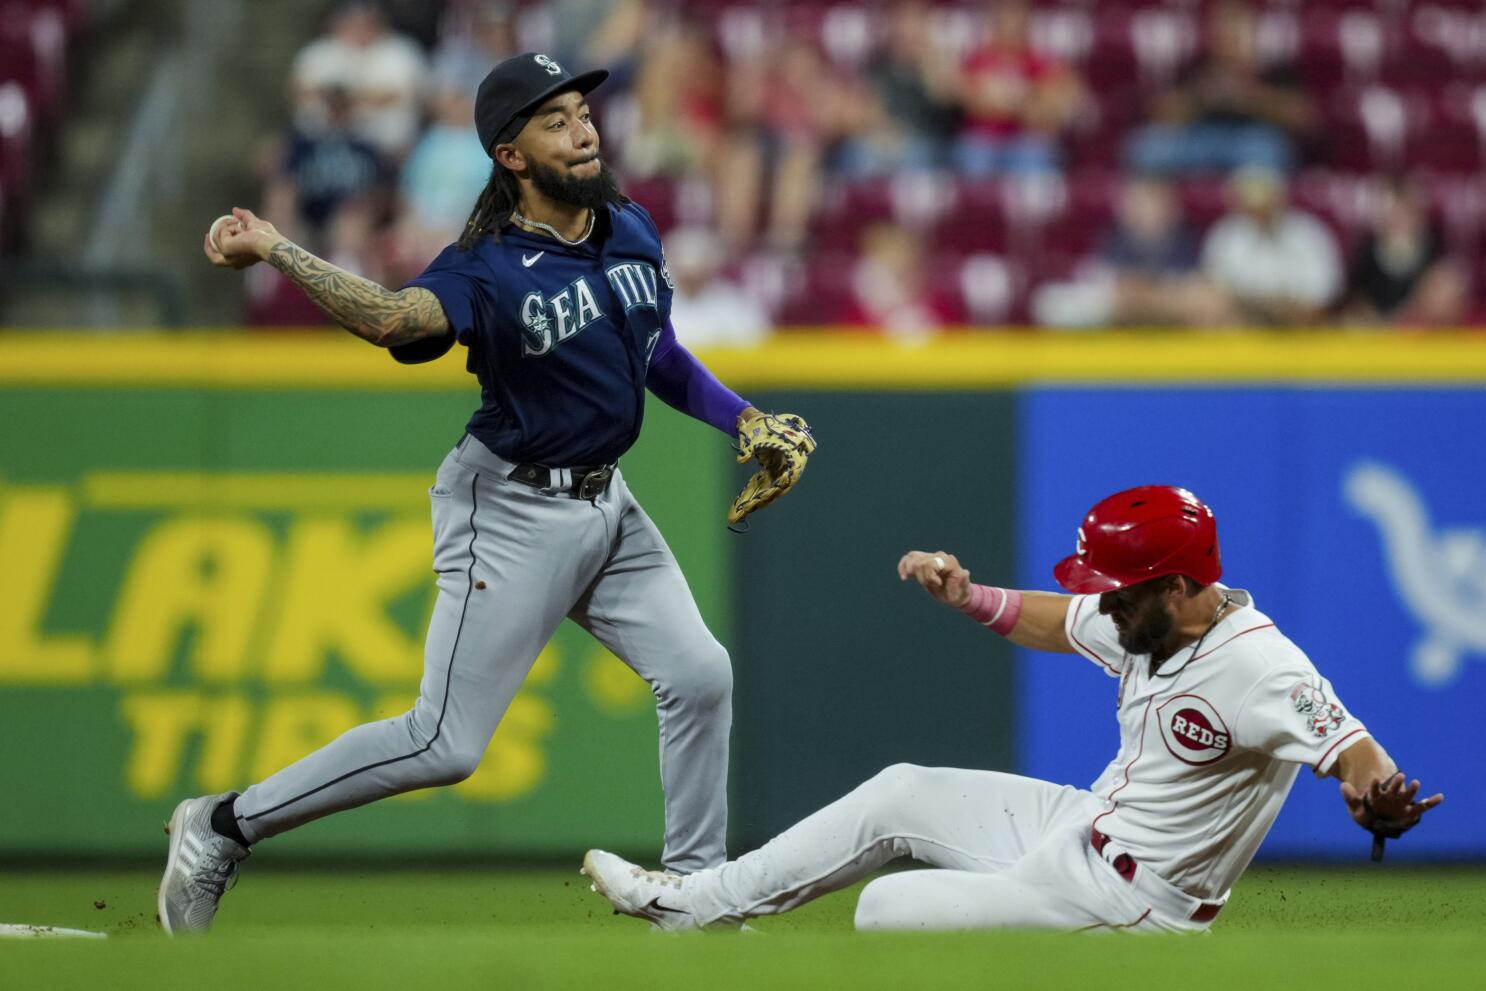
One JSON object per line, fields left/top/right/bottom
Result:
{"left": 1288, "top": 681, "right": 1346, "bottom": 738}
{"left": 1157, "top": 694, "right": 1231, "bottom": 765}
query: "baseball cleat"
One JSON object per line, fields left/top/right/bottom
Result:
{"left": 581, "top": 849, "right": 702, "bottom": 932}
{"left": 157, "top": 792, "right": 250, "bottom": 935}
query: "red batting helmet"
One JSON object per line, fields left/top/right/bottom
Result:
{"left": 1053, "top": 485, "right": 1222, "bottom": 594}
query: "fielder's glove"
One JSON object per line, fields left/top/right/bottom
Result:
{"left": 728, "top": 410, "right": 815, "bottom": 527}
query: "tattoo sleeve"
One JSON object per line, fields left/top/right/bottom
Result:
{"left": 267, "top": 239, "right": 449, "bottom": 346}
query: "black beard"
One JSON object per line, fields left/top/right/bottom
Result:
{"left": 1116, "top": 602, "right": 1174, "bottom": 657}
{"left": 527, "top": 157, "right": 622, "bottom": 212}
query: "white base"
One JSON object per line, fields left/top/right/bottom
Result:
{"left": 0, "top": 923, "right": 108, "bottom": 939}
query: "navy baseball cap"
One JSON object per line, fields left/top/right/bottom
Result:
{"left": 475, "top": 52, "right": 608, "bottom": 156}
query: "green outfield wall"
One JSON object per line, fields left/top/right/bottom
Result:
{"left": 730, "top": 390, "right": 1018, "bottom": 847}
{"left": 4, "top": 330, "right": 1485, "bottom": 859}
{"left": 0, "top": 378, "right": 730, "bottom": 856}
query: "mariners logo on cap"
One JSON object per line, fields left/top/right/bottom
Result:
{"left": 1158, "top": 694, "right": 1231, "bottom": 765}
{"left": 534, "top": 54, "right": 562, "bottom": 75}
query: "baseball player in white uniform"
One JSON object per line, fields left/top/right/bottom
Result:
{"left": 581, "top": 485, "right": 1444, "bottom": 932}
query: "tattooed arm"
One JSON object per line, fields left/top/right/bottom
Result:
{"left": 203, "top": 207, "right": 449, "bottom": 347}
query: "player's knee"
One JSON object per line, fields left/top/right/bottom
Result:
{"left": 858, "top": 763, "right": 929, "bottom": 824}
{"left": 854, "top": 874, "right": 923, "bottom": 931}
{"left": 425, "top": 741, "right": 484, "bottom": 785}
{"left": 661, "top": 640, "right": 733, "bottom": 710}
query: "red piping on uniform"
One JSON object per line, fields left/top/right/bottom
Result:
{"left": 1313, "top": 727, "right": 1368, "bottom": 772}
{"left": 1190, "top": 624, "right": 1276, "bottom": 664}
{"left": 1092, "top": 697, "right": 1153, "bottom": 836}
{"left": 1076, "top": 907, "right": 1152, "bottom": 932}
{"left": 1071, "top": 597, "right": 1122, "bottom": 676}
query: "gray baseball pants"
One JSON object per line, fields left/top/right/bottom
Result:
{"left": 233, "top": 435, "right": 732, "bottom": 872}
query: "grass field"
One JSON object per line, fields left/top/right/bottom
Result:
{"left": 3, "top": 864, "right": 1484, "bottom": 989}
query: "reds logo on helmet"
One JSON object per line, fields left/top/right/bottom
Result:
{"left": 1157, "top": 695, "right": 1231, "bottom": 765}
{"left": 1289, "top": 681, "right": 1346, "bottom": 738}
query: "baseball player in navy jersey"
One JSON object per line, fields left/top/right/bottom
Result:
{"left": 159, "top": 52, "right": 815, "bottom": 935}
{"left": 583, "top": 485, "right": 1443, "bottom": 932}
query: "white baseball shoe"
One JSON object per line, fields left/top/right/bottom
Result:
{"left": 157, "top": 793, "right": 250, "bottom": 935}
{"left": 581, "top": 849, "right": 703, "bottom": 932}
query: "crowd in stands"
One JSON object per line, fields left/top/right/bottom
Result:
{"left": 241, "top": 0, "right": 1486, "bottom": 335}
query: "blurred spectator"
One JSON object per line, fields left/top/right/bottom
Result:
{"left": 718, "top": 40, "right": 854, "bottom": 252}
{"left": 834, "top": 1, "right": 961, "bottom": 177}
{"left": 1202, "top": 166, "right": 1341, "bottom": 325}
{"left": 953, "top": 0, "right": 1082, "bottom": 176}
{"left": 387, "top": 84, "right": 491, "bottom": 283}
{"left": 548, "top": 0, "right": 649, "bottom": 86}
{"left": 291, "top": 0, "right": 429, "bottom": 160}
{"left": 250, "top": 85, "right": 389, "bottom": 325}
{"left": 1034, "top": 175, "right": 1232, "bottom": 328}
{"left": 1124, "top": 1, "right": 1313, "bottom": 175}
{"left": 1342, "top": 176, "right": 1469, "bottom": 328}
{"left": 665, "top": 226, "right": 771, "bottom": 347}
{"left": 263, "top": 85, "right": 387, "bottom": 264}
{"left": 841, "top": 222, "right": 964, "bottom": 336}
{"left": 430, "top": 1, "right": 518, "bottom": 98}
{"left": 383, "top": 0, "right": 445, "bottom": 51}
{"left": 619, "top": 18, "right": 725, "bottom": 180}
{"left": 1103, "top": 175, "right": 1232, "bottom": 325}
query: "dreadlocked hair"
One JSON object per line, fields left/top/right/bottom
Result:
{"left": 457, "top": 162, "right": 521, "bottom": 251}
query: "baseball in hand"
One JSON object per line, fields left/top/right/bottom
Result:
{"left": 208, "top": 214, "right": 238, "bottom": 255}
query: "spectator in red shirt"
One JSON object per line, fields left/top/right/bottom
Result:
{"left": 953, "top": 0, "right": 1082, "bottom": 176}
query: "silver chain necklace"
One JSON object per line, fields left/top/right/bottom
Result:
{"left": 510, "top": 209, "right": 594, "bottom": 246}
{"left": 1154, "top": 591, "right": 1234, "bottom": 678}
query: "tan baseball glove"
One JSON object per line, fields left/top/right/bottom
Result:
{"left": 729, "top": 410, "right": 816, "bottom": 526}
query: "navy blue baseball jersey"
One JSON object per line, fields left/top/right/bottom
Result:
{"left": 397, "top": 201, "right": 674, "bottom": 466}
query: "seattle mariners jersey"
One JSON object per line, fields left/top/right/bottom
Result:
{"left": 1066, "top": 587, "right": 1370, "bottom": 901}
{"left": 401, "top": 200, "right": 673, "bottom": 466}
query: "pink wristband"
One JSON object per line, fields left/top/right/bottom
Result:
{"left": 959, "top": 584, "right": 1023, "bottom": 636}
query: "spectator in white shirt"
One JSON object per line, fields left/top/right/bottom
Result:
{"left": 291, "top": 0, "right": 429, "bottom": 160}
{"left": 1201, "top": 166, "right": 1341, "bottom": 325}
{"left": 665, "top": 227, "right": 771, "bottom": 348}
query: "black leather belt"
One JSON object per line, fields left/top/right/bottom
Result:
{"left": 508, "top": 462, "right": 615, "bottom": 500}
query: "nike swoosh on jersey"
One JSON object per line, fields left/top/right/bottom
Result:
{"left": 522, "top": 252, "right": 545, "bottom": 267}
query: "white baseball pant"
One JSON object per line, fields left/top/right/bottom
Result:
{"left": 683, "top": 764, "right": 1220, "bottom": 932}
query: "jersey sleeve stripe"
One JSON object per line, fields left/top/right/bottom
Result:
{"left": 1313, "top": 727, "right": 1370, "bottom": 774}
{"left": 1069, "top": 597, "right": 1121, "bottom": 675}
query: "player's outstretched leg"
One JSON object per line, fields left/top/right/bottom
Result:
{"left": 584, "top": 764, "right": 1092, "bottom": 929}
{"left": 157, "top": 792, "right": 250, "bottom": 935}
